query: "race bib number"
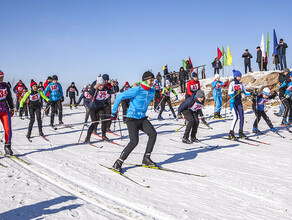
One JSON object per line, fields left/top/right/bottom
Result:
{"left": 189, "top": 102, "right": 203, "bottom": 111}
{"left": 0, "top": 89, "right": 8, "bottom": 101}
{"left": 155, "top": 85, "right": 160, "bottom": 90}
{"left": 50, "top": 84, "right": 59, "bottom": 91}
{"left": 190, "top": 84, "right": 199, "bottom": 91}
{"left": 165, "top": 91, "right": 170, "bottom": 96}
{"left": 30, "top": 93, "right": 40, "bottom": 101}
{"left": 17, "top": 86, "right": 23, "bottom": 93}
{"left": 84, "top": 92, "right": 92, "bottom": 99}
{"left": 258, "top": 98, "right": 268, "bottom": 105}
{"left": 287, "top": 85, "right": 292, "bottom": 91}
{"left": 233, "top": 84, "right": 243, "bottom": 91}
{"left": 69, "top": 88, "right": 74, "bottom": 92}
{"left": 215, "top": 83, "right": 222, "bottom": 89}
{"left": 96, "top": 91, "right": 109, "bottom": 100}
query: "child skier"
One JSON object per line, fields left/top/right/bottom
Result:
{"left": 228, "top": 70, "right": 252, "bottom": 139}
{"left": 76, "top": 84, "right": 92, "bottom": 125}
{"left": 103, "top": 74, "right": 112, "bottom": 131}
{"left": 110, "top": 71, "right": 157, "bottom": 173}
{"left": 153, "top": 79, "right": 162, "bottom": 110}
{"left": 0, "top": 70, "right": 14, "bottom": 155}
{"left": 66, "top": 82, "right": 79, "bottom": 109}
{"left": 158, "top": 80, "right": 178, "bottom": 119}
{"left": 20, "top": 80, "right": 50, "bottom": 139}
{"left": 84, "top": 76, "right": 111, "bottom": 143}
{"left": 178, "top": 90, "right": 205, "bottom": 144}
{"left": 186, "top": 72, "right": 200, "bottom": 98}
{"left": 211, "top": 74, "right": 228, "bottom": 118}
{"left": 19, "top": 88, "right": 29, "bottom": 119}
{"left": 279, "top": 72, "right": 292, "bottom": 125}
{"left": 44, "top": 75, "right": 64, "bottom": 127}
{"left": 252, "top": 88, "right": 277, "bottom": 133}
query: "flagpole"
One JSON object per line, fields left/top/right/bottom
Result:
{"left": 273, "top": 54, "right": 275, "bottom": 70}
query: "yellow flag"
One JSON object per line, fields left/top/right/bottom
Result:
{"left": 163, "top": 65, "right": 165, "bottom": 71}
{"left": 227, "top": 45, "right": 232, "bottom": 66}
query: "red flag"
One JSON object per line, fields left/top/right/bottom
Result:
{"left": 217, "top": 47, "right": 222, "bottom": 60}
{"left": 189, "top": 57, "right": 194, "bottom": 73}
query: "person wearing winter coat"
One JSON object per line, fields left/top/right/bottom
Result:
{"left": 20, "top": 80, "right": 50, "bottom": 139}
{"left": 178, "top": 90, "right": 205, "bottom": 144}
{"left": 66, "top": 82, "right": 79, "bottom": 109}
{"left": 276, "top": 39, "right": 288, "bottom": 70}
{"left": 157, "top": 80, "right": 178, "bottom": 120}
{"left": 273, "top": 54, "right": 280, "bottom": 70}
{"left": 153, "top": 79, "right": 162, "bottom": 110}
{"left": 211, "top": 74, "right": 228, "bottom": 118}
{"left": 0, "top": 70, "right": 14, "bottom": 155}
{"left": 76, "top": 84, "right": 92, "bottom": 125}
{"left": 279, "top": 72, "right": 292, "bottom": 125}
{"left": 242, "top": 49, "right": 253, "bottom": 73}
{"left": 38, "top": 82, "right": 45, "bottom": 108}
{"left": 228, "top": 70, "right": 252, "bottom": 140}
{"left": 256, "top": 46, "right": 263, "bottom": 71}
{"left": 19, "top": 88, "right": 29, "bottom": 119}
{"left": 13, "top": 80, "right": 27, "bottom": 112}
{"left": 212, "top": 57, "right": 222, "bottom": 75}
{"left": 120, "top": 81, "right": 131, "bottom": 122}
{"left": 179, "top": 67, "right": 188, "bottom": 93}
{"left": 156, "top": 72, "right": 162, "bottom": 85}
{"left": 44, "top": 75, "right": 64, "bottom": 127}
{"left": 186, "top": 72, "right": 201, "bottom": 98}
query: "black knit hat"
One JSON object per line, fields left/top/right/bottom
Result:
{"left": 48, "top": 76, "right": 52, "bottom": 80}
{"left": 52, "top": 75, "right": 58, "bottom": 80}
{"left": 196, "top": 90, "right": 205, "bottom": 98}
{"left": 142, "top": 71, "right": 155, "bottom": 81}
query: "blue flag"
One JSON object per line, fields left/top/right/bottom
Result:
{"left": 273, "top": 29, "right": 278, "bottom": 55}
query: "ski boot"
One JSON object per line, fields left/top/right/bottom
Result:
{"left": 214, "top": 112, "right": 219, "bottom": 118}
{"left": 84, "top": 136, "right": 91, "bottom": 143}
{"left": 239, "top": 129, "right": 247, "bottom": 139}
{"left": 182, "top": 137, "right": 191, "bottom": 144}
{"left": 70, "top": 104, "right": 72, "bottom": 110}
{"left": 59, "top": 121, "right": 64, "bottom": 125}
{"left": 281, "top": 118, "right": 290, "bottom": 126}
{"left": 252, "top": 127, "right": 261, "bottom": 134}
{"left": 270, "top": 127, "right": 276, "bottom": 132}
{"left": 142, "top": 153, "right": 157, "bottom": 167}
{"left": 113, "top": 159, "right": 123, "bottom": 173}
{"left": 229, "top": 130, "right": 236, "bottom": 140}
{"left": 158, "top": 114, "right": 163, "bottom": 120}
{"left": 102, "top": 136, "right": 110, "bottom": 142}
{"left": 191, "top": 137, "right": 199, "bottom": 143}
{"left": 26, "top": 131, "right": 31, "bottom": 139}
{"left": 39, "top": 130, "right": 44, "bottom": 136}
{"left": 218, "top": 113, "right": 224, "bottom": 119}
{"left": 4, "top": 143, "right": 13, "bottom": 155}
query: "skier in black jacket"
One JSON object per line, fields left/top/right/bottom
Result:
{"left": 66, "top": 82, "right": 79, "bottom": 109}
{"left": 256, "top": 46, "right": 262, "bottom": 71}
{"left": 179, "top": 67, "right": 188, "bottom": 93}
{"left": 242, "top": 49, "right": 253, "bottom": 73}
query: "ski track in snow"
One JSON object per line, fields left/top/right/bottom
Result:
{"left": 1, "top": 93, "right": 292, "bottom": 220}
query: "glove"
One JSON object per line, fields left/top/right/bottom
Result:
{"left": 60, "top": 97, "right": 64, "bottom": 102}
{"left": 284, "top": 94, "right": 290, "bottom": 99}
{"left": 110, "top": 113, "right": 117, "bottom": 121}
{"left": 175, "top": 96, "right": 178, "bottom": 101}
{"left": 9, "top": 108, "right": 14, "bottom": 117}
{"left": 251, "top": 92, "right": 257, "bottom": 97}
{"left": 235, "top": 90, "right": 242, "bottom": 95}
{"left": 273, "top": 91, "right": 278, "bottom": 96}
{"left": 201, "top": 117, "right": 207, "bottom": 125}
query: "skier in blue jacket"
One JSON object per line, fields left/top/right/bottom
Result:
{"left": 44, "top": 75, "right": 64, "bottom": 127}
{"left": 110, "top": 71, "right": 156, "bottom": 173}
{"left": 279, "top": 72, "right": 292, "bottom": 125}
{"left": 228, "top": 70, "right": 252, "bottom": 140}
{"left": 211, "top": 74, "right": 228, "bottom": 118}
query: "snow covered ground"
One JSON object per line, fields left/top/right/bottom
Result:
{"left": 0, "top": 100, "right": 291, "bottom": 220}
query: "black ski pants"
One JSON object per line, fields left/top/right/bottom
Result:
{"left": 120, "top": 117, "right": 157, "bottom": 161}
{"left": 154, "top": 92, "right": 161, "bottom": 110}
{"left": 104, "top": 103, "right": 112, "bottom": 130}
{"left": 214, "top": 68, "right": 219, "bottom": 75}
{"left": 87, "top": 108, "right": 106, "bottom": 138}
{"left": 69, "top": 96, "right": 76, "bottom": 106}
{"left": 121, "top": 99, "right": 130, "bottom": 122}
{"left": 180, "top": 80, "right": 186, "bottom": 93}
{"left": 19, "top": 103, "right": 28, "bottom": 117}
{"left": 282, "top": 98, "right": 292, "bottom": 120}
{"left": 252, "top": 106, "right": 273, "bottom": 129}
{"left": 50, "top": 100, "right": 63, "bottom": 125}
{"left": 244, "top": 62, "right": 251, "bottom": 73}
{"left": 28, "top": 107, "right": 42, "bottom": 134}
{"left": 159, "top": 96, "right": 175, "bottom": 115}
{"left": 182, "top": 109, "right": 199, "bottom": 139}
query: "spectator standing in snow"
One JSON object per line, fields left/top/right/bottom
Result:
{"left": 212, "top": 57, "right": 222, "bottom": 75}
{"left": 276, "top": 39, "right": 288, "bottom": 70}
{"left": 256, "top": 46, "right": 262, "bottom": 71}
{"left": 242, "top": 49, "right": 253, "bottom": 73}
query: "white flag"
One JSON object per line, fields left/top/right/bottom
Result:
{"left": 261, "top": 33, "right": 265, "bottom": 57}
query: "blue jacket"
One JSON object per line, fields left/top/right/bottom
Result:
{"left": 252, "top": 93, "right": 277, "bottom": 111}
{"left": 178, "top": 94, "right": 204, "bottom": 114}
{"left": 211, "top": 80, "right": 225, "bottom": 97}
{"left": 228, "top": 79, "right": 251, "bottom": 108}
{"left": 44, "top": 82, "right": 64, "bottom": 101}
{"left": 88, "top": 87, "right": 111, "bottom": 110}
{"left": 279, "top": 80, "right": 292, "bottom": 98}
{"left": 112, "top": 85, "right": 155, "bottom": 119}
{"left": 77, "top": 90, "right": 92, "bottom": 107}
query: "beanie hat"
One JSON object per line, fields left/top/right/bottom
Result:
{"left": 71, "top": 82, "right": 75, "bottom": 85}
{"left": 165, "top": 80, "right": 171, "bottom": 86}
{"left": 233, "top": 69, "right": 242, "bottom": 78}
{"left": 30, "top": 79, "right": 37, "bottom": 88}
{"left": 196, "top": 90, "right": 205, "bottom": 98}
{"left": 284, "top": 68, "right": 290, "bottom": 73}
{"left": 262, "top": 87, "right": 271, "bottom": 96}
{"left": 102, "top": 74, "right": 109, "bottom": 81}
{"left": 142, "top": 71, "right": 155, "bottom": 81}
{"left": 96, "top": 76, "right": 105, "bottom": 85}
{"left": 125, "top": 81, "right": 129, "bottom": 86}
{"left": 52, "top": 75, "right": 58, "bottom": 80}
{"left": 214, "top": 74, "right": 220, "bottom": 79}
{"left": 0, "top": 70, "right": 4, "bottom": 77}
{"left": 192, "top": 72, "right": 198, "bottom": 78}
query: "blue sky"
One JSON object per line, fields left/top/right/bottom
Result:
{"left": 0, "top": 0, "right": 291, "bottom": 90}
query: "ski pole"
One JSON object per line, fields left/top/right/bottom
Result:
{"left": 155, "top": 95, "right": 165, "bottom": 111}
{"left": 77, "top": 123, "right": 86, "bottom": 144}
